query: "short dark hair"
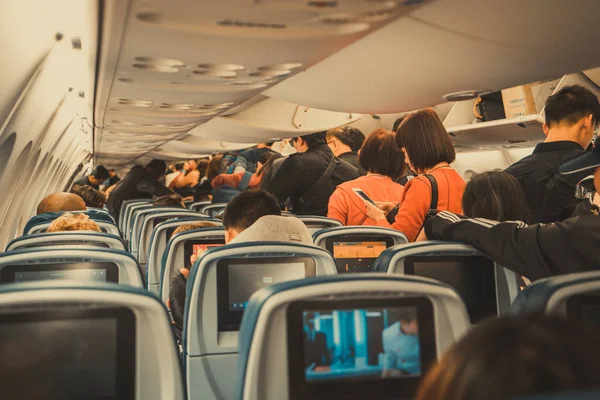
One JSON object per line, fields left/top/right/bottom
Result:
{"left": 223, "top": 190, "right": 281, "bottom": 231}
{"left": 327, "top": 126, "right": 365, "bottom": 152}
{"left": 545, "top": 85, "right": 600, "bottom": 129}
{"left": 416, "top": 313, "right": 600, "bottom": 400}
{"left": 91, "top": 165, "right": 109, "bottom": 180}
{"left": 359, "top": 129, "right": 406, "bottom": 179}
{"left": 145, "top": 159, "right": 167, "bottom": 179}
{"left": 153, "top": 194, "right": 185, "bottom": 208}
{"left": 169, "top": 270, "right": 187, "bottom": 335}
{"left": 174, "top": 162, "right": 184, "bottom": 170}
{"left": 72, "top": 185, "right": 106, "bottom": 208}
{"left": 396, "top": 108, "right": 456, "bottom": 172}
{"left": 299, "top": 131, "right": 327, "bottom": 150}
{"left": 462, "top": 171, "right": 529, "bottom": 222}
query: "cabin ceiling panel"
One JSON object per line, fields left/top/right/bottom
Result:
{"left": 95, "top": 0, "right": 436, "bottom": 163}
{"left": 266, "top": 0, "right": 600, "bottom": 113}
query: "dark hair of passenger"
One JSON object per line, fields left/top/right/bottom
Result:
{"left": 169, "top": 270, "right": 187, "bottom": 332}
{"left": 72, "top": 185, "right": 106, "bottom": 208}
{"left": 222, "top": 190, "right": 281, "bottom": 231}
{"left": 207, "top": 154, "right": 224, "bottom": 181}
{"left": 197, "top": 159, "right": 209, "bottom": 177}
{"left": 416, "top": 314, "right": 600, "bottom": 400}
{"left": 174, "top": 162, "right": 184, "bottom": 171}
{"left": 91, "top": 165, "right": 109, "bottom": 180}
{"left": 327, "top": 126, "right": 365, "bottom": 152}
{"left": 299, "top": 131, "right": 327, "bottom": 149}
{"left": 145, "top": 159, "right": 167, "bottom": 180}
{"left": 256, "top": 152, "right": 282, "bottom": 177}
{"left": 392, "top": 116, "right": 406, "bottom": 133}
{"left": 544, "top": 85, "right": 600, "bottom": 129}
{"left": 359, "top": 129, "right": 406, "bottom": 180}
{"left": 152, "top": 194, "right": 185, "bottom": 208}
{"left": 396, "top": 108, "right": 456, "bottom": 172}
{"left": 462, "top": 171, "right": 529, "bottom": 222}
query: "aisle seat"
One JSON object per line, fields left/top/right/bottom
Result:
{"left": 23, "top": 210, "right": 120, "bottom": 236}
{"left": 235, "top": 274, "right": 470, "bottom": 400}
{"left": 6, "top": 231, "right": 125, "bottom": 252}
{"left": 374, "top": 242, "right": 520, "bottom": 323}
{"left": 295, "top": 216, "right": 342, "bottom": 235}
{"left": 183, "top": 242, "right": 338, "bottom": 400}
{"left": 119, "top": 199, "right": 151, "bottom": 231}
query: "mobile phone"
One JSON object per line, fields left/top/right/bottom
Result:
{"left": 352, "top": 188, "right": 377, "bottom": 207}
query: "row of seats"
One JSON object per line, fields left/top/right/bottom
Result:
{"left": 1, "top": 270, "right": 599, "bottom": 400}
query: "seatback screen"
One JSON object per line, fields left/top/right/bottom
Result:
{"left": 327, "top": 237, "right": 393, "bottom": 273}
{"left": 0, "top": 262, "right": 119, "bottom": 284}
{"left": 286, "top": 297, "right": 436, "bottom": 400}
{"left": 0, "top": 308, "right": 135, "bottom": 399}
{"left": 183, "top": 239, "right": 225, "bottom": 268}
{"left": 217, "top": 257, "right": 316, "bottom": 331}
{"left": 404, "top": 255, "right": 496, "bottom": 323}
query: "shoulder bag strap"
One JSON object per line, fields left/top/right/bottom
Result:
{"left": 238, "top": 171, "right": 253, "bottom": 190}
{"left": 297, "top": 157, "right": 339, "bottom": 206}
{"left": 424, "top": 174, "right": 438, "bottom": 211}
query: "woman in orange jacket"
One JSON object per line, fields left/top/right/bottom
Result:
{"left": 361, "top": 109, "right": 466, "bottom": 242}
{"left": 328, "top": 129, "right": 407, "bottom": 226}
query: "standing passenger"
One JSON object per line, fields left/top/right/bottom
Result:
{"left": 360, "top": 109, "right": 465, "bottom": 241}
{"left": 326, "top": 126, "right": 366, "bottom": 175}
{"left": 265, "top": 132, "right": 360, "bottom": 216}
{"left": 505, "top": 85, "right": 600, "bottom": 223}
{"left": 328, "top": 129, "right": 406, "bottom": 226}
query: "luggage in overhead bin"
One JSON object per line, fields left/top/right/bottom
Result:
{"left": 473, "top": 91, "right": 506, "bottom": 122}
{"left": 501, "top": 85, "right": 537, "bottom": 118}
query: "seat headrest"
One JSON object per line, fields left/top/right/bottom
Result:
{"left": 229, "top": 216, "right": 313, "bottom": 245}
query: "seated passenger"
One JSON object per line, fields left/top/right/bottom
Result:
{"left": 232, "top": 142, "right": 276, "bottom": 173}
{"left": 170, "top": 159, "right": 201, "bottom": 199}
{"left": 165, "top": 162, "right": 184, "bottom": 187}
{"left": 505, "top": 85, "right": 600, "bottom": 223}
{"left": 73, "top": 165, "right": 110, "bottom": 191}
{"left": 328, "top": 129, "right": 406, "bottom": 226}
{"left": 360, "top": 109, "right": 466, "bottom": 241}
{"left": 46, "top": 213, "right": 101, "bottom": 232}
{"left": 167, "top": 220, "right": 220, "bottom": 340}
{"left": 104, "top": 168, "right": 120, "bottom": 188}
{"left": 416, "top": 314, "right": 600, "bottom": 400}
{"left": 194, "top": 154, "right": 224, "bottom": 202}
{"left": 106, "top": 159, "right": 173, "bottom": 217}
{"left": 461, "top": 171, "right": 530, "bottom": 222}
{"left": 265, "top": 132, "right": 361, "bottom": 216}
{"left": 326, "top": 126, "right": 366, "bottom": 174}
{"left": 36, "top": 192, "right": 87, "bottom": 215}
{"left": 152, "top": 194, "right": 185, "bottom": 208}
{"left": 212, "top": 152, "right": 281, "bottom": 193}
{"left": 71, "top": 185, "right": 106, "bottom": 208}
{"left": 381, "top": 307, "right": 420, "bottom": 377}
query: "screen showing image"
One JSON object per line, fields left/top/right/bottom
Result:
{"left": 228, "top": 263, "right": 306, "bottom": 311}
{"left": 332, "top": 241, "right": 388, "bottom": 273}
{"left": 1, "top": 262, "right": 119, "bottom": 284}
{"left": 405, "top": 256, "right": 496, "bottom": 323}
{"left": 194, "top": 243, "right": 222, "bottom": 256}
{"left": 183, "top": 239, "right": 225, "bottom": 268}
{"left": 286, "top": 298, "right": 435, "bottom": 400}
{"left": 302, "top": 306, "right": 421, "bottom": 382}
{"left": 0, "top": 308, "right": 135, "bottom": 399}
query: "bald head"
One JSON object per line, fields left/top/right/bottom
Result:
{"left": 36, "top": 192, "right": 87, "bottom": 215}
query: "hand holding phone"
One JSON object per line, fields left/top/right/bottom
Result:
{"left": 352, "top": 188, "right": 377, "bottom": 207}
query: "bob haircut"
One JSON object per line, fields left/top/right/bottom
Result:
{"left": 396, "top": 108, "right": 456, "bottom": 172}
{"left": 462, "top": 171, "right": 530, "bottom": 222}
{"left": 358, "top": 129, "right": 406, "bottom": 179}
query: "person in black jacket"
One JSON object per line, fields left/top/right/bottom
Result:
{"left": 265, "top": 132, "right": 360, "bottom": 216}
{"left": 73, "top": 165, "right": 110, "bottom": 190}
{"left": 504, "top": 85, "right": 600, "bottom": 223}
{"left": 326, "top": 126, "right": 366, "bottom": 175}
{"left": 106, "top": 159, "right": 173, "bottom": 217}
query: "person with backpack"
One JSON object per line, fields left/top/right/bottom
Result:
{"left": 211, "top": 152, "right": 280, "bottom": 203}
{"left": 359, "top": 109, "right": 465, "bottom": 242}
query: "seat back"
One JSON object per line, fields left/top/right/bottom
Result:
{"left": 296, "top": 216, "right": 343, "bottom": 235}
{"left": 124, "top": 203, "right": 154, "bottom": 240}
{"left": 129, "top": 207, "right": 191, "bottom": 254}
{"left": 6, "top": 232, "right": 126, "bottom": 251}
{"left": 0, "top": 247, "right": 143, "bottom": 287}
{"left": 135, "top": 209, "right": 201, "bottom": 262}
{"left": 313, "top": 226, "right": 409, "bottom": 273}
{"left": 512, "top": 271, "right": 600, "bottom": 328}
{"left": 24, "top": 210, "right": 120, "bottom": 236}
{"left": 184, "top": 242, "right": 338, "bottom": 400}
{"left": 200, "top": 203, "right": 228, "bottom": 217}
{"left": 189, "top": 201, "right": 211, "bottom": 211}
{"left": 156, "top": 227, "right": 226, "bottom": 299}
{"left": 374, "top": 241, "right": 520, "bottom": 323}
{"left": 236, "top": 274, "right": 470, "bottom": 400}
{"left": 145, "top": 217, "right": 222, "bottom": 284}
{"left": 0, "top": 282, "right": 184, "bottom": 400}
{"left": 119, "top": 199, "right": 151, "bottom": 230}
{"left": 86, "top": 207, "right": 117, "bottom": 224}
